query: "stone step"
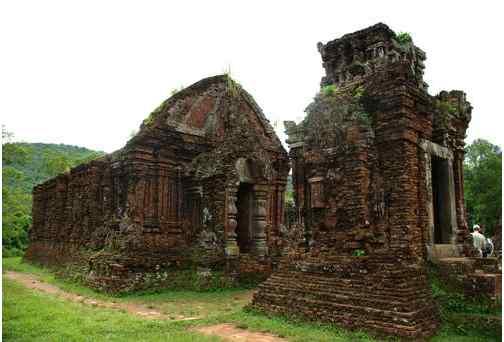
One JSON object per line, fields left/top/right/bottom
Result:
{"left": 260, "top": 272, "right": 433, "bottom": 297}
{"left": 255, "top": 283, "right": 433, "bottom": 310}
{"left": 429, "top": 244, "right": 460, "bottom": 259}
{"left": 252, "top": 301, "right": 437, "bottom": 339}
{"left": 272, "top": 268, "right": 428, "bottom": 280}
{"left": 435, "top": 256, "right": 500, "bottom": 275}
{"left": 265, "top": 272, "right": 430, "bottom": 293}
{"left": 260, "top": 278, "right": 432, "bottom": 302}
{"left": 278, "top": 261, "right": 424, "bottom": 275}
{"left": 473, "top": 257, "right": 500, "bottom": 273}
{"left": 253, "top": 292, "right": 436, "bottom": 321}
{"left": 464, "top": 272, "right": 502, "bottom": 300}
{"left": 433, "top": 256, "right": 501, "bottom": 300}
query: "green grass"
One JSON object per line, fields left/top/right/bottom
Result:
{"left": 3, "top": 278, "right": 220, "bottom": 342}
{"left": 124, "top": 288, "right": 252, "bottom": 319}
{"left": 2, "top": 276, "right": 379, "bottom": 342}
{"left": 3, "top": 257, "right": 113, "bottom": 301}
{"left": 428, "top": 264, "right": 501, "bottom": 341}
{"left": 3, "top": 257, "right": 502, "bottom": 341}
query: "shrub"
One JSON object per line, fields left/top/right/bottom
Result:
{"left": 357, "top": 111, "right": 371, "bottom": 125}
{"left": 225, "top": 72, "right": 242, "bottom": 98}
{"left": 322, "top": 84, "right": 338, "bottom": 97}
{"left": 395, "top": 32, "right": 412, "bottom": 45}
{"left": 352, "top": 85, "right": 365, "bottom": 99}
{"left": 2, "top": 247, "right": 24, "bottom": 258}
{"left": 352, "top": 249, "right": 366, "bottom": 257}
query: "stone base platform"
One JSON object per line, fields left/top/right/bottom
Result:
{"left": 433, "top": 257, "right": 502, "bottom": 301}
{"left": 250, "top": 254, "right": 439, "bottom": 339}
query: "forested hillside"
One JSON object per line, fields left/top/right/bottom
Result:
{"left": 3, "top": 129, "right": 105, "bottom": 256}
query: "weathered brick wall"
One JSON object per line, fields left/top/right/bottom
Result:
{"left": 25, "top": 75, "right": 289, "bottom": 292}
{"left": 26, "top": 159, "right": 116, "bottom": 265}
{"left": 253, "top": 23, "right": 472, "bottom": 338}
{"left": 432, "top": 90, "right": 472, "bottom": 246}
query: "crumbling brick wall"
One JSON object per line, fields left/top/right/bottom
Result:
{"left": 25, "top": 75, "right": 289, "bottom": 292}
{"left": 252, "top": 23, "right": 472, "bottom": 338}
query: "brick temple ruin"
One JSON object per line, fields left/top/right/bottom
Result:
{"left": 251, "top": 23, "right": 479, "bottom": 338}
{"left": 25, "top": 75, "right": 289, "bottom": 291}
{"left": 25, "top": 22, "right": 500, "bottom": 339}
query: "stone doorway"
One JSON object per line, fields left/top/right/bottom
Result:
{"left": 236, "top": 183, "right": 254, "bottom": 253}
{"left": 431, "top": 155, "right": 453, "bottom": 244}
{"left": 225, "top": 158, "right": 270, "bottom": 259}
{"left": 420, "top": 139, "right": 459, "bottom": 259}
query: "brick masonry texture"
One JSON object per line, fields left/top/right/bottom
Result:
{"left": 25, "top": 75, "right": 289, "bottom": 292}
{"left": 26, "top": 22, "right": 483, "bottom": 338}
{"left": 251, "top": 23, "right": 473, "bottom": 338}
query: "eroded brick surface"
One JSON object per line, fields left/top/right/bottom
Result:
{"left": 25, "top": 75, "right": 289, "bottom": 292}
{"left": 251, "top": 23, "right": 473, "bottom": 338}
{"left": 25, "top": 22, "right": 483, "bottom": 339}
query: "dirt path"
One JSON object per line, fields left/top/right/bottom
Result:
{"left": 4, "top": 271, "right": 198, "bottom": 321}
{"left": 194, "top": 324, "right": 287, "bottom": 342}
{"left": 5, "top": 271, "right": 286, "bottom": 341}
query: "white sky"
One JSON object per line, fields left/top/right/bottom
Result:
{"left": 1, "top": 1, "right": 503, "bottom": 153}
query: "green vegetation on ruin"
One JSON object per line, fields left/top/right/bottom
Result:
{"left": 436, "top": 98, "right": 458, "bottom": 118}
{"left": 322, "top": 84, "right": 338, "bottom": 97}
{"left": 356, "top": 111, "right": 371, "bottom": 125}
{"left": 352, "top": 249, "right": 366, "bottom": 257}
{"left": 142, "top": 111, "right": 157, "bottom": 126}
{"left": 352, "top": 85, "right": 365, "bottom": 99}
{"left": 395, "top": 32, "right": 412, "bottom": 45}
{"left": 225, "top": 72, "right": 243, "bottom": 98}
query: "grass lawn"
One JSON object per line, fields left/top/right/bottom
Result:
{"left": 2, "top": 257, "right": 501, "bottom": 341}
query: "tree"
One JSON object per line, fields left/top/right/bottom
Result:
{"left": 43, "top": 150, "right": 71, "bottom": 175}
{"left": 464, "top": 139, "right": 502, "bottom": 236}
{"left": 2, "top": 127, "right": 105, "bottom": 256}
{"left": 2, "top": 128, "right": 32, "bottom": 256}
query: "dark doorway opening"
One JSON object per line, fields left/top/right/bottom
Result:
{"left": 431, "top": 156, "right": 452, "bottom": 244}
{"left": 236, "top": 183, "right": 254, "bottom": 253}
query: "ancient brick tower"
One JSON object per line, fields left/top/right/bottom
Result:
{"left": 251, "top": 23, "right": 472, "bottom": 338}
{"left": 25, "top": 75, "right": 289, "bottom": 292}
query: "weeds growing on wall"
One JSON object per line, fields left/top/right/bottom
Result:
{"left": 395, "top": 32, "right": 412, "bottom": 45}
{"left": 226, "top": 76, "right": 242, "bottom": 98}
{"left": 352, "top": 249, "right": 366, "bottom": 257}
{"left": 352, "top": 85, "right": 365, "bottom": 99}
{"left": 322, "top": 84, "right": 338, "bottom": 97}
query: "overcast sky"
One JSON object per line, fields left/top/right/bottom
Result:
{"left": 1, "top": 1, "right": 503, "bottom": 153}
